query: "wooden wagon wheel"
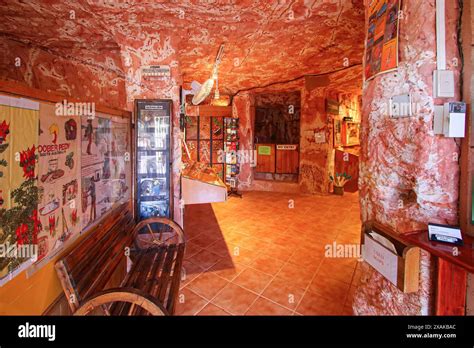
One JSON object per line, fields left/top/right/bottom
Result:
{"left": 74, "top": 287, "right": 167, "bottom": 316}
{"left": 133, "top": 217, "right": 185, "bottom": 250}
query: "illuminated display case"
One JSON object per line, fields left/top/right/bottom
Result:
{"left": 135, "top": 100, "right": 172, "bottom": 220}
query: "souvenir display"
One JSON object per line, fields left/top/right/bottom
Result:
{"left": 185, "top": 116, "right": 226, "bottom": 179}
{"left": 224, "top": 117, "right": 241, "bottom": 193}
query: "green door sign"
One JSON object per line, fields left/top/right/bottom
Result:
{"left": 258, "top": 146, "right": 272, "bottom": 155}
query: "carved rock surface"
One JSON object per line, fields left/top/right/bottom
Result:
{"left": 355, "top": 0, "right": 462, "bottom": 315}
{"left": 0, "top": 0, "right": 365, "bottom": 98}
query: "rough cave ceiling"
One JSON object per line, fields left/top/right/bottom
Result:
{"left": 0, "top": 0, "right": 365, "bottom": 94}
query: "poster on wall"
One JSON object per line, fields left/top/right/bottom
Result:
{"left": 36, "top": 103, "right": 81, "bottom": 262}
{"left": 81, "top": 114, "right": 130, "bottom": 229}
{"left": 365, "top": 0, "right": 400, "bottom": 80}
{"left": 334, "top": 119, "right": 343, "bottom": 147}
{"left": 0, "top": 96, "right": 39, "bottom": 281}
{"left": 109, "top": 116, "right": 131, "bottom": 207}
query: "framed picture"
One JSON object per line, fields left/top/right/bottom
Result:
{"left": 326, "top": 99, "right": 340, "bottom": 115}
{"left": 365, "top": 0, "right": 400, "bottom": 80}
{"left": 334, "top": 119, "right": 343, "bottom": 147}
{"left": 185, "top": 116, "right": 198, "bottom": 140}
{"left": 199, "top": 117, "right": 210, "bottom": 140}
{"left": 199, "top": 140, "right": 211, "bottom": 163}
{"left": 342, "top": 122, "right": 360, "bottom": 147}
{"left": 211, "top": 117, "right": 224, "bottom": 139}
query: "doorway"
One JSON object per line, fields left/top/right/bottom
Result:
{"left": 254, "top": 91, "right": 301, "bottom": 183}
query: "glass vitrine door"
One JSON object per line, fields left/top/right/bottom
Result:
{"left": 135, "top": 100, "right": 172, "bottom": 220}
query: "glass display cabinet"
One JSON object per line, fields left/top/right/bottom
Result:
{"left": 135, "top": 100, "right": 172, "bottom": 221}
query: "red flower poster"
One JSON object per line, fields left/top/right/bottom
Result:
{"left": 0, "top": 95, "right": 39, "bottom": 282}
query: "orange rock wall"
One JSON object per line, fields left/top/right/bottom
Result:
{"left": 0, "top": 37, "right": 127, "bottom": 109}
{"left": 354, "top": 0, "right": 462, "bottom": 315}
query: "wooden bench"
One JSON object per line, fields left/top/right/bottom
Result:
{"left": 55, "top": 203, "right": 185, "bottom": 316}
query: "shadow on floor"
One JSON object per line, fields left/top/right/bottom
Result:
{"left": 184, "top": 203, "right": 234, "bottom": 274}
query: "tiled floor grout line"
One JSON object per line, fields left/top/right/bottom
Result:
{"left": 242, "top": 251, "right": 296, "bottom": 315}
{"left": 188, "top": 245, "right": 355, "bottom": 315}
{"left": 302, "top": 231, "right": 357, "bottom": 314}
{"left": 184, "top": 248, "right": 267, "bottom": 315}
{"left": 211, "top": 245, "right": 287, "bottom": 315}
{"left": 183, "top": 259, "right": 224, "bottom": 315}
{"left": 182, "top": 192, "right": 361, "bottom": 316}
{"left": 182, "top": 254, "right": 239, "bottom": 315}
{"left": 288, "top": 228, "right": 347, "bottom": 315}
{"left": 292, "top": 262, "right": 322, "bottom": 315}
{"left": 245, "top": 242, "right": 305, "bottom": 315}
{"left": 190, "top": 241, "right": 330, "bottom": 315}
{"left": 195, "top": 259, "right": 259, "bottom": 315}
{"left": 341, "top": 259, "right": 362, "bottom": 310}
{"left": 193, "top": 241, "right": 300, "bottom": 315}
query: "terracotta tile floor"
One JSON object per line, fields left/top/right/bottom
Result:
{"left": 177, "top": 191, "right": 362, "bottom": 316}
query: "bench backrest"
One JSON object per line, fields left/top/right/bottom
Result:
{"left": 55, "top": 203, "right": 135, "bottom": 313}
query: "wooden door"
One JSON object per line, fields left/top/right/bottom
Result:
{"left": 276, "top": 145, "right": 299, "bottom": 174}
{"left": 256, "top": 144, "right": 275, "bottom": 173}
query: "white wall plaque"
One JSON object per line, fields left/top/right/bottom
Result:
{"left": 276, "top": 145, "right": 297, "bottom": 150}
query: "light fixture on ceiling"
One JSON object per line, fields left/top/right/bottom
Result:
{"left": 192, "top": 44, "right": 225, "bottom": 105}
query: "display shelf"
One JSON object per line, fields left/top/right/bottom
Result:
{"left": 224, "top": 117, "right": 241, "bottom": 197}
{"left": 137, "top": 147, "right": 159, "bottom": 152}
{"left": 137, "top": 173, "right": 168, "bottom": 178}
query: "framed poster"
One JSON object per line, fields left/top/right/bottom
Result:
{"left": 37, "top": 104, "right": 81, "bottom": 261}
{"left": 185, "top": 140, "right": 198, "bottom": 161}
{"left": 212, "top": 164, "right": 224, "bottom": 181}
{"left": 199, "top": 117, "right": 210, "bottom": 140}
{"left": 0, "top": 96, "right": 39, "bottom": 280}
{"left": 365, "top": 0, "right": 400, "bottom": 80}
{"left": 342, "top": 122, "right": 361, "bottom": 147}
{"left": 212, "top": 140, "right": 224, "bottom": 163}
{"left": 185, "top": 116, "right": 198, "bottom": 140}
{"left": 199, "top": 140, "right": 211, "bottom": 163}
{"left": 334, "top": 119, "right": 343, "bottom": 147}
{"left": 326, "top": 99, "right": 340, "bottom": 115}
{"left": 81, "top": 114, "right": 131, "bottom": 229}
{"left": 211, "top": 117, "right": 224, "bottom": 139}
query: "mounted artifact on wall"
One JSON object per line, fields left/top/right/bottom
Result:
{"left": 191, "top": 44, "right": 225, "bottom": 105}
{"left": 326, "top": 99, "right": 340, "bottom": 115}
